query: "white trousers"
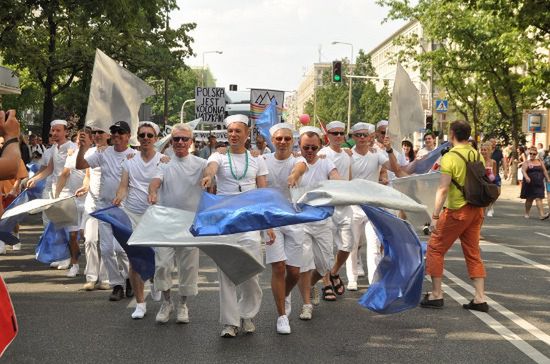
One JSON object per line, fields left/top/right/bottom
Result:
{"left": 332, "top": 206, "right": 355, "bottom": 252}
{"left": 154, "top": 247, "right": 199, "bottom": 296}
{"left": 98, "top": 200, "right": 129, "bottom": 287}
{"left": 82, "top": 212, "right": 108, "bottom": 283}
{"left": 300, "top": 219, "right": 334, "bottom": 276}
{"left": 346, "top": 207, "right": 383, "bottom": 284}
{"left": 218, "top": 231, "right": 263, "bottom": 327}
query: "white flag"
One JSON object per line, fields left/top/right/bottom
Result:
{"left": 388, "top": 63, "right": 425, "bottom": 147}
{"left": 85, "top": 49, "right": 155, "bottom": 144}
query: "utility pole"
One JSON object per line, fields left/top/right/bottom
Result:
{"left": 163, "top": 6, "right": 169, "bottom": 127}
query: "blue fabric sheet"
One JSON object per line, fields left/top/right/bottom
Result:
{"left": 254, "top": 99, "right": 277, "bottom": 152}
{"left": 358, "top": 205, "right": 424, "bottom": 314}
{"left": 35, "top": 222, "right": 70, "bottom": 264}
{"left": 190, "top": 188, "right": 333, "bottom": 236}
{"left": 91, "top": 206, "right": 155, "bottom": 281}
{"left": 408, "top": 142, "right": 450, "bottom": 175}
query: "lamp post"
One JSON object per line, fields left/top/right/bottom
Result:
{"left": 332, "top": 41, "right": 354, "bottom": 133}
{"left": 202, "top": 50, "right": 223, "bottom": 87}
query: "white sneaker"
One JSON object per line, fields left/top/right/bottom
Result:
{"left": 347, "top": 281, "right": 358, "bottom": 291}
{"left": 176, "top": 303, "right": 189, "bottom": 324}
{"left": 357, "top": 267, "right": 366, "bottom": 277}
{"left": 150, "top": 282, "right": 162, "bottom": 302}
{"left": 12, "top": 243, "right": 21, "bottom": 251}
{"left": 312, "top": 284, "right": 320, "bottom": 306}
{"left": 96, "top": 281, "right": 110, "bottom": 290}
{"left": 0, "top": 241, "right": 6, "bottom": 255}
{"left": 67, "top": 264, "right": 79, "bottom": 277}
{"left": 131, "top": 303, "right": 147, "bottom": 319}
{"left": 486, "top": 208, "right": 494, "bottom": 217}
{"left": 285, "top": 293, "right": 292, "bottom": 317}
{"left": 241, "top": 318, "right": 255, "bottom": 333}
{"left": 276, "top": 315, "right": 291, "bottom": 334}
{"left": 155, "top": 301, "right": 173, "bottom": 323}
{"left": 57, "top": 258, "right": 71, "bottom": 270}
{"left": 299, "top": 304, "right": 313, "bottom": 320}
{"left": 83, "top": 281, "right": 95, "bottom": 291}
{"left": 220, "top": 325, "right": 238, "bottom": 338}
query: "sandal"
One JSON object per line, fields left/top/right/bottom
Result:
{"left": 329, "top": 274, "right": 345, "bottom": 295}
{"left": 322, "top": 285, "right": 337, "bottom": 301}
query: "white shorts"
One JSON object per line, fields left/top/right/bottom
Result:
{"left": 265, "top": 224, "right": 304, "bottom": 267}
{"left": 66, "top": 198, "right": 85, "bottom": 233}
{"left": 300, "top": 219, "right": 334, "bottom": 275}
{"left": 332, "top": 206, "right": 355, "bottom": 252}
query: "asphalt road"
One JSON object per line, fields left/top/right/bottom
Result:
{"left": 1, "top": 184, "right": 550, "bottom": 363}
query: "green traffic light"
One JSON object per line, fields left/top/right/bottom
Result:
{"left": 334, "top": 75, "right": 341, "bottom": 81}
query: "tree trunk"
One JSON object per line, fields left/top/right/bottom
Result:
{"left": 41, "top": 83, "right": 54, "bottom": 140}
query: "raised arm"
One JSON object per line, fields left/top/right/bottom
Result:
{"left": 288, "top": 161, "right": 307, "bottom": 187}
{"left": 76, "top": 132, "right": 93, "bottom": 169}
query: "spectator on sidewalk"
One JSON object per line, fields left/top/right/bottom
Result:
{"left": 520, "top": 146, "right": 549, "bottom": 220}
{"left": 481, "top": 142, "right": 500, "bottom": 217}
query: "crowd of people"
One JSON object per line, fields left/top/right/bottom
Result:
{"left": 0, "top": 108, "right": 548, "bottom": 338}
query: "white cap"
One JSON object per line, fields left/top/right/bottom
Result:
{"left": 326, "top": 120, "right": 345, "bottom": 131}
{"left": 269, "top": 122, "right": 294, "bottom": 136}
{"left": 376, "top": 119, "right": 389, "bottom": 129}
{"left": 224, "top": 114, "right": 249, "bottom": 127}
{"left": 50, "top": 119, "right": 67, "bottom": 127}
{"left": 139, "top": 121, "right": 160, "bottom": 136}
{"left": 351, "top": 122, "right": 375, "bottom": 134}
{"left": 299, "top": 126, "right": 323, "bottom": 137}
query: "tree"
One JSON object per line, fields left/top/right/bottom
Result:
{"left": 0, "top": 0, "right": 195, "bottom": 139}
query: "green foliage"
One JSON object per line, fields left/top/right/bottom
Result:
{"left": 304, "top": 50, "right": 390, "bottom": 128}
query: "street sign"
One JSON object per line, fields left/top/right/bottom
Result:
{"left": 522, "top": 109, "right": 548, "bottom": 133}
{"left": 435, "top": 99, "right": 448, "bottom": 113}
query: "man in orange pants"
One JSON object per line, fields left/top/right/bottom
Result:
{"left": 421, "top": 120, "right": 489, "bottom": 313}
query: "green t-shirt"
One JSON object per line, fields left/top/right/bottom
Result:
{"left": 440, "top": 143, "right": 485, "bottom": 210}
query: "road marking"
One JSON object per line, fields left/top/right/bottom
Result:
{"left": 505, "top": 252, "right": 550, "bottom": 274}
{"left": 444, "top": 269, "right": 550, "bottom": 348}
{"left": 535, "top": 232, "right": 550, "bottom": 239}
{"left": 481, "top": 240, "right": 550, "bottom": 274}
{"left": 439, "top": 280, "right": 550, "bottom": 364}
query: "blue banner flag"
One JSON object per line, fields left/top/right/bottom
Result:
{"left": 35, "top": 222, "right": 70, "bottom": 264}
{"left": 405, "top": 142, "right": 450, "bottom": 175}
{"left": 91, "top": 206, "right": 155, "bottom": 281}
{"left": 254, "top": 99, "right": 277, "bottom": 152}
{"left": 358, "top": 205, "right": 424, "bottom": 314}
{"left": 191, "top": 188, "right": 333, "bottom": 236}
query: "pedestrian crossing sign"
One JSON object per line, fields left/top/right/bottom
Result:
{"left": 435, "top": 99, "right": 448, "bottom": 113}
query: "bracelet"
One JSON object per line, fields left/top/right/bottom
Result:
{"left": 0, "top": 137, "right": 18, "bottom": 157}
{"left": 386, "top": 148, "right": 393, "bottom": 153}
{"left": 432, "top": 214, "right": 439, "bottom": 220}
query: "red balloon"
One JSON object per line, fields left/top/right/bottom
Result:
{"left": 299, "top": 114, "right": 310, "bottom": 125}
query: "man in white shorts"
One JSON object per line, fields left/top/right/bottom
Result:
{"left": 76, "top": 121, "right": 133, "bottom": 302}
{"left": 201, "top": 114, "right": 273, "bottom": 338}
{"left": 294, "top": 126, "right": 340, "bottom": 320}
{"left": 263, "top": 122, "right": 305, "bottom": 334}
{"left": 113, "top": 121, "right": 164, "bottom": 319}
{"left": 148, "top": 123, "right": 206, "bottom": 324}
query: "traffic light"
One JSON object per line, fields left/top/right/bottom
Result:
{"left": 332, "top": 61, "right": 342, "bottom": 82}
{"left": 229, "top": 84, "right": 237, "bottom": 91}
{"left": 425, "top": 115, "right": 433, "bottom": 131}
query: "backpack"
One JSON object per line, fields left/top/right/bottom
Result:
{"left": 450, "top": 150, "right": 500, "bottom": 207}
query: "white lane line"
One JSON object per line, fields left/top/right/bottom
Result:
{"left": 535, "top": 232, "right": 550, "bottom": 239}
{"left": 439, "top": 280, "right": 550, "bottom": 364}
{"left": 444, "top": 269, "right": 550, "bottom": 348}
{"left": 505, "top": 252, "right": 550, "bottom": 274}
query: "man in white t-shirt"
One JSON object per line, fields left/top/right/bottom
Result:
{"left": 113, "top": 121, "right": 164, "bottom": 320}
{"left": 76, "top": 121, "right": 134, "bottom": 302}
{"left": 263, "top": 122, "right": 305, "bottom": 334}
{"left": 148, "top": 123, "right": 206, "bottom": 325}
{"left": 318, "top": 121, "right": 356, "bottom": 296}
{"left": 201, "top": 114, "right": 273, "bottom": 338}
{"left": 293, "top": 126, "right": 340, "bottom": 320}
{"left": 417, "top": 132, "right": 436, "bottom": 159}
{"left": 76, "top": 127, "right": 110, "bottom": 291}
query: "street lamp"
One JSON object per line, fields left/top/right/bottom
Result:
{"left": 202, "top": 50, "right": 223, "bottom": 87}
{"left": 331, "top": 41, "right": 354, "bottom": 133}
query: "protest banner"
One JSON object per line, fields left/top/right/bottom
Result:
{"left": 250, "top": 89, "right": 284, "bottom": 122}
{"left": 195, "top": 87, "right": 226, "bottom": 125}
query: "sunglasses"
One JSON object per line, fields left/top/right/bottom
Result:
{"left": 302, "top": 145, "right": 319, "bottom": 151}
{"left": 353, "top": 133, "right": 369, "bottom": 138}
{"left": 379, "top": 131, "right": 386, "bottom": 135}
{"left": 172, "top": 136, "right": 191, "bottom": 143}
{"left": 111, "top": 129, "right": 127, "bottom": 135}
{"left": 138, "top": 132, "right": 155, "bottom": 139}
{"left": 91, "top": 130, "right": 105, "bottom": 135}
{"left": 274, "top": 136, "right": 293, "bottom": 142}
{"left": 328, "top": 131, "right": 346, "bottom": 136}
{"left": 529, "top": 153, "right": 537, "bottom": 156}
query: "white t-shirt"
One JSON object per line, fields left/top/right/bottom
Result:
{"left": 319, "top": 146, "right": 351, "bottom": 181}
{"left": 85, "top": 146, "right": 135, "bottom": 202}
{"left": 208, "top": 150, "right": 268, "bottom": 196}
{"left": 83, "top": 147, "right": 101, "bottom": 210}
{"left": 264, "top": 153, "right": 298, "bottom": 200}
{"left": 156, "top": 154, "right": 207, "bottom": 211}
{"left": 416, "top": 147, "right": 434, "bottom": 159}
{"left": 51, "top": 141, "right": 77, "bottom": 189}
{"left": 351, "top": 148, "right": 388, "bottom": 182}
{"left": 122, "top": 151, "right": 164, "bottom": 214}
{"left": 63, "top": 151, "right": 86, "bottom": 196}
{"left": 296, "top": 157, "right": 337, "bottom": 187}
{"left": 41, "top": 146, "right": 54, "bottom": 167}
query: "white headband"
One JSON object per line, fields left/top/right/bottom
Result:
{"left": 50, "top": 119, "right": 67, "bottom": 127}
{"left": 139, "top": 121, "right": 160, "bottom": 136}
{"left": 269, "top": 122, "right": 294, "bottom": 136}
{"left": 225, "top": 114, "right": 249, "bottom": 127}
{"left": 376, "top": 119, "right": 389, "bottom": 129}
{"left": 351, "top": 122, "right": 375, "bottom": 134}
{"left": 299, "top": 126, "right": 323, "bottom": 137}
{"left": 326, "top": 121, "right": 345, "bottom": 131}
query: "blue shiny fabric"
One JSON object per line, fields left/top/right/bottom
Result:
{"left": 190, "top": 188, "right": 333, "bottom": 236}
{"left": 408, "top": 142, "right": 450, "bottom": 174}
{"left": 91, "top": 206, "right": 155, "bottom": 281}
{"left": 358, "top": 205, "right": 424, "bottom": 314}
{"left": 254, "top": 99, "right": 277, "bottom": 152}
{"left": 35, "top": 222, "right": 70, "bottom": 264}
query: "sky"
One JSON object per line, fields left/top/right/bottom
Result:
{"left": 171, "top": 1, "right": 406, "bottom": 93}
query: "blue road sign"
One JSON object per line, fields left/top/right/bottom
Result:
{"left": 435, "top": 99, "right": 448, "bottom": 113}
